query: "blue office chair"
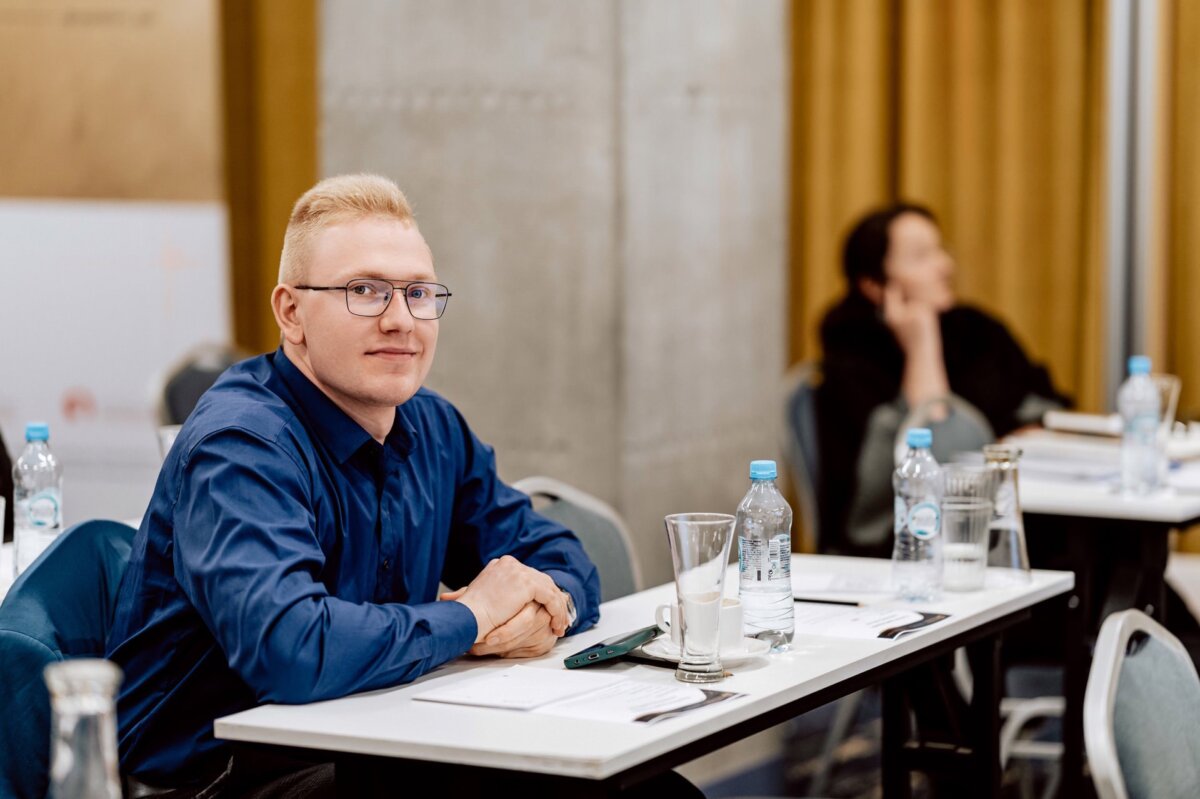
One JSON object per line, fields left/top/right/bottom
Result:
{"left": 513, "top": 476, "right": 642, "bottom": 602}
{"left": 0, "top": 520, "right": 136, "bottom": 799}
{"left": 782, "top": 361, "right": 821, "bottom": 550}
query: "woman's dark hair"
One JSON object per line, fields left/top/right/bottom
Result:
{"left": 842, "top": 202, "right": 937, "bottom": 291}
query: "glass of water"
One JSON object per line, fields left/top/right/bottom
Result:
{"left": 942, "top": 465, "right": 994, "bottom": 592}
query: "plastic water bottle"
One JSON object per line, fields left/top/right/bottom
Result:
{"left": 736, "top": 459, "right": 794, "bottom": 650}
{"left": 892, "top": 428, "right": 943, "bottom": 601}
{"left": 13, "top": 422, "right": 64, "bottom": 578}
{"left": 1119, "top": 355, "right": 1162, "bottom": 496}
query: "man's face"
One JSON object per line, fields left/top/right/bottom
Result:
{"left": 290, "top": 216, "right": 439, "bottom": 418}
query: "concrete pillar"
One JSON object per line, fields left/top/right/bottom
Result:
{"left": 321, "top": 0, "right": 787, "bottom": 586}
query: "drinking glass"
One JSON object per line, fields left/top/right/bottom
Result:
{"left": 664, "top": 513, "right": 736, "bottom": 683}
{"left": 942, "top": 465, "right": 994, "bottom": 592}
{"left": 983, "top": 445, "right": 1032, "bottom": 585}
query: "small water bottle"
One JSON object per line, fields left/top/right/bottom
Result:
{"left": 736, "top": 459, "right": 795, "bottom": 650}
{"left": 892, "top": 428, "right": 943, "bottom": 601}
{"left": 13, "top": 422, "right": 64, "bottom": 579}
{"left": 44, "top": 659, "right": 123, "bottom": 799}
{"left": 1119, "top": 355, "right": 1162, "bottom": 496}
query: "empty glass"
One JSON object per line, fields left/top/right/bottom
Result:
{"left": 983, "top": 445, "right": 1032, "bottom": 585}
{"left": 664, "top": 513, "right": 736, "bottom": 683}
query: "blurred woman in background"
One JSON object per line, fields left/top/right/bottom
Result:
{"left": 814, "top": 203, "right": 1068, "bottom": 557}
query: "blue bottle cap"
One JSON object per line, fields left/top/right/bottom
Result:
{"left": 1128, "top": 355, "right": 1151, "bottom": 376}
{"left": 25, "top": 422, "right": 49, "bottom": 442}
{"left": 749, "top": 460, "right": 777, "bottom": 480}
{"left": 906, "top": 428, "right": 932, "bottom": 449}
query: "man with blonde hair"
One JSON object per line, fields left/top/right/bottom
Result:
{"left": 107, "top": 174, "right": 601, "bottom": 797}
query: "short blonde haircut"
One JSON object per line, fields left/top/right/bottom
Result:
{"left": 278, "top": 173, "right": 416, "bottom": 284}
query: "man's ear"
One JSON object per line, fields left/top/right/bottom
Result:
{"left": 271, "top": 284, "right": 305, "bottom": 346}
{"left": 857, "top": 277, "right": 884, "bottom": 306}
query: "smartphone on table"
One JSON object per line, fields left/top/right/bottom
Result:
{"left": 563, "top": 624, "right": 662, "bottom": 669}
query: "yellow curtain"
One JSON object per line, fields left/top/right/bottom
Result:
{"left": 1164, "top": 0, "right": 1200, "bottom": 421}
{"left": 220, "top": 0, "right": 318, "bottom": 354}
{"left": 791, "top": 0, "right": 1107, "bottom": 413}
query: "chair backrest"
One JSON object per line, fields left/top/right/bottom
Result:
{"left": 781, "top": 361, "right": 821, "bottom": 549}
{"left": 894, "top": 393, "right": 995, "bottom": 467}
{"left": 1084, "top": 609, "right": 1200, "bottom": 799}
{"left": 0, "top": 520, "right": 135, "bottom": 799}
{"left": 158, "top": 343, "right": 246, "bottom": 426}
{"left": 513, "top": 476, "right": 642, "bottom": 602}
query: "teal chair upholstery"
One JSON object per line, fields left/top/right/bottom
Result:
{"left": 0, "top": 520, "right": 136, "bottom": 799}
{"left": 1085, "top": 609, "right": 1200, "bottom": 799}
{"left": 782, "top": 361, "right": 821, "bottom": 549}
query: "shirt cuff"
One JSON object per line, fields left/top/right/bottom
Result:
{"left": 543, "top": 569, "right": 590, "bottom": 634}
{"left": 413, "top": 598, "right": 479, "bottom": 660}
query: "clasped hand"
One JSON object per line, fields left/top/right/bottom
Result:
{"left": 440, "top": 555, "right": 569, "bottom": 658}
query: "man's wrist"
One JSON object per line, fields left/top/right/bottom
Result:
{"left": 558, "top": 586, "right": 577, "bottom": 630}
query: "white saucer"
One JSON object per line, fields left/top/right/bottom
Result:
{"left": 639, "top": 636, "right": 771, "bottom": 666}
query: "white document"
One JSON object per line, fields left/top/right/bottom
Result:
{"left": 793, "top": 604, "right": 950, "bottom": 640}
{"left": 414, "top": 665, "right": 624, "bottom": 710}
{"left": 414, "top": 665, "right": 742, "bottom": 723}
{"left": 792, "top": 572, "right": 891, "bottom": 596}
{"left": 534, "top": 680, "right": 711, "bottom": 724}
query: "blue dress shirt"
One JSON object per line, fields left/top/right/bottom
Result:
{"left": 106, "top": 349, "right": 600, "bottom": 785}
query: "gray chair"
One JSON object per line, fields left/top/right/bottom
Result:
{"left": 781, "top": 361, "right": 821, "bottom": 548}
{"left": 513, "top": 476, "right": 642, "bottom": 602}
{"left": 157, "top": 342, "right": 247, "bottom": 426}
{"left": 1085, "top": 609, "right": 1200, "bottom": 799}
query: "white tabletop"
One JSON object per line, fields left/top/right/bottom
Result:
{"left": 1005, "top": 429, "right": 1200, "bottom": 524}
{"left": 1019, "top": 474, "right": 1200, "bottom": 524}
{"left": 215, "top": 555, "right": 1072, "bottom": 781}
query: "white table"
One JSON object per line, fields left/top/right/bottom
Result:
{"left": 216, "top": 556, "right": 1072, "bottom": 795}
{"left": 1019, "top": 475, "right": 1200, "bottom": 523}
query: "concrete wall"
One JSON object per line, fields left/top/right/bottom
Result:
{"left": 321, "top": 0, "right": 787, "bottom": 587}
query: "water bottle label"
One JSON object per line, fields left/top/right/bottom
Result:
{"left": 738, "top": 535, "right": 790, "bottom": 581}
{"left": 22, "top": 489, "right": 61, "bottom": 529}
{"left": 1128, "top": 413, "right": 1158, "bottom": 442}
{"left": 907, "top": 502, "right": 940, "bottom": 540}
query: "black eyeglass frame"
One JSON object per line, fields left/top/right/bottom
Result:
{"left": 294, "top": 278, "right": 452, "bottom": 320}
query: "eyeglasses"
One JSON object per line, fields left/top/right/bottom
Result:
{"left": 294, "top": 278, "right": 452, "bottom": 320}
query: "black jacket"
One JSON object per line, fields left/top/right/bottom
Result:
{"left": 814, "top": 293, "right": 1068, "bottom": 556}
{"left": 1, "top": 428, "right": 12, "bottom": 543}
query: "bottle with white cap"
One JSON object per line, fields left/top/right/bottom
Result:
{"left": 13, "top": 421, "right": 64, "bottom": 578}
{"left": 892, "top": 427, "right": 943, "bottom": 601}
{"left": 1118, "top": 355, "right": 1162, "bottom": 496}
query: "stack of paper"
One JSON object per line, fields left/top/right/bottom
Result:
{"left": 414, "top": 665, "right": 742, "bottom": 724}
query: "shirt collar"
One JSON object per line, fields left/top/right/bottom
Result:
{"left": 271, "top": 347, "right": 417, "bottom": 463}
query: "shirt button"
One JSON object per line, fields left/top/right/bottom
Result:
{"left": 383, "top": 558, "right": 391, "bottom": 570}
